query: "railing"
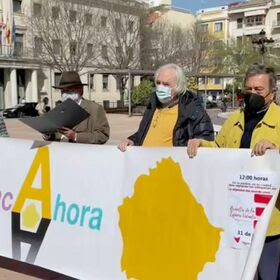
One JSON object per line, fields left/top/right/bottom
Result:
{"left": 0, "top": 45, "right": 29, "bottom": 58}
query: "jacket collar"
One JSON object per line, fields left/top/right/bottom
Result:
{"left": 261, "top": 102, "right": 278, "bottom": 127}
{"left": 233, "top": 102, "right": 278, "bottom": 129}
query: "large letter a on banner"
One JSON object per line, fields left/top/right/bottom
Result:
{"left": 11, "top": 147, "right": 51, "bottom": 264}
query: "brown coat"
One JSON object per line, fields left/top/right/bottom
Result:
{"left": 54, "top": 99, "right": 110, "bottom": 144}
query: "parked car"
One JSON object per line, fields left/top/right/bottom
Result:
{"left": 3, "top": 102, "right": 39, "bottom": 118}
{"left": 206, "top": 100, "right": 218, "bottom": 109}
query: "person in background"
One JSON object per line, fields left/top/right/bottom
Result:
{"left": 36, "top": 97, "right": 50, "bottom": 115}
{"left": 118, "top": 63, "right": 214, "bottom": 151}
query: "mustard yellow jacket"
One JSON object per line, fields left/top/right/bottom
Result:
{"left": 201, "top": 102, "right": 280, "bottom": 236}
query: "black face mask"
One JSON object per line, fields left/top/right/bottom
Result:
{"left": 244, "top": 92, "right": 268, "bottom": 114}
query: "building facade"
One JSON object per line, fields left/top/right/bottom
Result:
{"left": 196, "top": 5, "right": 231, "bottom": 100}
{"left": 228, "top": 0, "right": 271, "bottom": 42}
{"left": 0, "top": 0, "right": 143, "bottom": 110}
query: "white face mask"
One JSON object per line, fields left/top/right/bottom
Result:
{"left": 62, "top": 92, "right": 81, "bottom": 103}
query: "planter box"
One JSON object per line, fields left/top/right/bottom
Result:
{"left": 132, "top": 105, "right": 146, "bottom": 115}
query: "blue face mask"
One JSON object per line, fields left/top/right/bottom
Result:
{"left": 156, "top": 85, "right": 172, "bottom": 103}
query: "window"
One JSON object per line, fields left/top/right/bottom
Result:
{"left": 200, "top": 60, "right": 208, "bottom": 67}
{"left": 53, "top": 39, "right": 61, "bottom": 55}
{"left": 70, "top": 10, "right": 77, "bottom": 22}
{"left": 115, "top": 19, "right": 121, "bottom": 28}
{"left": 102, "top": 45, "right": 107, "bottom": 59}
{"left": 237, "top": 36, "right": 242, "bottom": 46}
{"left": 13, "top": 0, "right": 22, "bottom": 13}
{"left": 213, "top": 40, "right": 223, "bottom": 48}
{"left": 70, "top": 41, "right": 77, "bottom": 56}
{"left": 128, "top": 47, "right": 133, "bottom": 59}
{"left": 237, "top": 18, "right": 243, "bottom": 29}
{"left": 199, "top": 77, "right": 206, "bottom": 84}
{"left": 87, "top": 43, "right": 93, "bottom": 57}
{"left": 214, "top": 78, "right": 221, "bottom": 84}
{"left": 116, "top": 46, "right": 121, "bottom": 56}
{"left": 34, "top": 36, "right": 42, "bottom": 54}
{"left": 54, "top": 73, "right": 62, "bottom": 88}
{"left": 103, "top": 75, "right": 109, "bottom": 90}
{"left": 101, "top": 16, "right": 107, "bottom": 28}
{"left": 33, "top": 3, "right": 42, "bottom": 17}
{"left": 129, "top": 21, "right": 134, "bottom": 33}
{"left": 52, "top": 7, "right": 59, "bottom": 20}
{"left": 89, "top": 74, "right": 95, "bottom": 90}
{"left": 14, "top": 33, "right": 23, "bottom": 56}
{"left": 200, "top": 24, "right": 208, "bottom": 33}
{"left": 200, "top": 41, "right": 208, "bottom": 50}
{"left": 214, "top": 22, "right": 223, "bottom": 32}
{"left": 86, "top": 13, "right": 92, "bottom": 25}
{"left": 214, "top": 57, "right": 223, "bottom": 66}
{"left": 255, "top": 15, "right": 264, "bottom": 25}
{"left": 277, "top": 13, "right": 280, "bottom": 25}
{"left": 245, "top": 15, "right": 264, "bottom": 27}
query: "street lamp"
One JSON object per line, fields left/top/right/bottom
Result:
{"left": 252, "top": 29, "right": 274, "bottom": 64}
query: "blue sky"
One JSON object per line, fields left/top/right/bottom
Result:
{"left": 172, "top": 0, "right": 235, "bottom": 13}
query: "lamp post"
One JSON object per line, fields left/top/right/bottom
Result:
{"left": 252, "top": 29, "right": 274, "bottom": 64}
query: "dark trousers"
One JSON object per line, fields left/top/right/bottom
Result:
{"left": 254, "top": 235, "right": 280, "bottom": 280}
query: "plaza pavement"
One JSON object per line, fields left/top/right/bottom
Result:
{"left": 3, "top": 108, "right": 229, "bottom": 144}
{"left": 0, "top": 109, "right": 231, "bottom": 280}
{"left": 3, "top": 113, "right": 143, "bottom": 145}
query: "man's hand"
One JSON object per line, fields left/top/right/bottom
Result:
{"left": 251, "top": 139, "right": 276, "bottom": 156}
{"left": 187, "top": 139, "right": 202, "bottom": 158}
{"left": 58, "top": 127, "right": 77, "bottom": 142}
{"left": 118, "top": 139, "right": 134, "bottom": 152}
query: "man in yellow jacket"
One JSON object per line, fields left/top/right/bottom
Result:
{"left": 187, "top": 64, "right": 280, "bottom": 280}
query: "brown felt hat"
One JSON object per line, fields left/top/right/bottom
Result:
{"left": 53, "top": 71, "right": 87, "bottom": 89}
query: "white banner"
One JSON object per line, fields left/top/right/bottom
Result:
{"left": 0, "top": 138, "right": 279, "bottom": 280}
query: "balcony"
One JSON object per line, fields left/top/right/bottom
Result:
{"left": 0, "top": 44, "right": 29, "bottom": 59}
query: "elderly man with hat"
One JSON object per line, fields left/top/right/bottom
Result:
{"left": 46, "top": 71, "right": 109, "bottom": 144}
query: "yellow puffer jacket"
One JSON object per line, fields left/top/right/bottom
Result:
{"left": 201, "top": 102, "right": 280, "bottom": 236}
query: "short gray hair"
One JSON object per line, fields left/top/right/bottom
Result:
{"left": 155, "top": 64, "right": 187, "bottom": 95}
{"left": 245, "top": 64, "right": 277, "bottom": 91}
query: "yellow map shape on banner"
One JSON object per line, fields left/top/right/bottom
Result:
{"left": 119, "top": 158, "right": 222, "bottom": 280}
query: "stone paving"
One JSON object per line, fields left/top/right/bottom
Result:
{"left": 3, "top": 113, "right": 142, "bottom": 145}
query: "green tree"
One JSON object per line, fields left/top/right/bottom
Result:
{"left": 210, "top": 39, "right": 258, "bottom": 75}
{"left": 210, "top": 39, "right": 280, "bottom": 74}
{"left": 186, "top": 76, "right": 198, "bottom": 93}
{"left": 132, "top": 80, "right": 153, "bottom": 106}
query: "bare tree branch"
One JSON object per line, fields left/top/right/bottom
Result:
{"left": 27, "top": 0, "right": 102, "bottom": 72}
